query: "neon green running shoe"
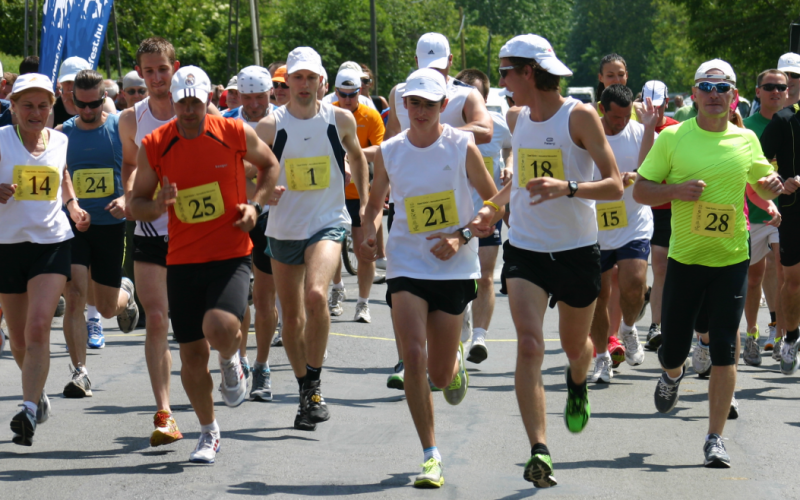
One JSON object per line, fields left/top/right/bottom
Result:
{"left": 414, "top": 457, "right": 444, "bottom": 488}
{"left": 524, "top": 453, "right": 558, "bottom": 488}
{"left": 564, "top": 367, "right": 590, "bottom": 433}
{"left": 443, "top": 343, "right": 468, "bottom": 405}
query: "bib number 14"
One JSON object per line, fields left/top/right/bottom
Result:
{"left": 13, "top": 165, "right": 59, "bottom": 201}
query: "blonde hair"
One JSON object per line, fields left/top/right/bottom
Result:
{"left": 9, "top": 87, "right": 56, "bottom": 106}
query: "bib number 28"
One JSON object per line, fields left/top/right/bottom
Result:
{"left": 691, "top": 201, "right": 735, "bottom": 238}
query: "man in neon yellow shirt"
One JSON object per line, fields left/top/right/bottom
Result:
{"left": 633, "top": 59, "right": 783, "bottom": 469}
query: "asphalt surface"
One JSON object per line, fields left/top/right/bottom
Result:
{"left": 2, "top": 241, "right": 800, "bottom": 499}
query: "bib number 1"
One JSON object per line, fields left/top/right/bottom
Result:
{"left": 285, "top": 156, "right": 331, "bottom": 191}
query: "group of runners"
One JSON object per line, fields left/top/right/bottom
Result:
{"left": 1, "top": 29, "right": 799, "bottom": 489}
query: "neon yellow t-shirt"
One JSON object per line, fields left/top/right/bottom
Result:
{"left": 638, "top": 119, "right": 774, "bottom": 267}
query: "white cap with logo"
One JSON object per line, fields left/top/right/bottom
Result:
{"left": 339, "top": 61, "right": 366, "bottom": 78}
{"left": 694, "top": 59, "right": 736, "bottom": 84}
{"left": 335, "top": 68, "right": 362, "bottom": 90}
{"left": 642, "top": 80, "right": 668, "bottom": 106}
{"left": 402, "top": 68, "right": 447, "bottom": 101}
{"left": 778, "top": 53, "right": 800, "bottom": 75}
{"left": 499, "top": 34, "right": 572, "bottom": 77}
{"left": 238, "top": 66, "right": 273, "bottom": 94}
{"left": 416, "top": 33, "right": 451, "bottom": 70}
{"left": 287, "top": 47, "right": 325, "bottom": 76}
{"left": 171, "top": 66, "right": 212, "bottom": 103}
{"left": 58, "top": 56, "right": 92, "bottom": 83}
{"left": 12, "top": 73, "right": 55, "bottom": 97}
{"left": 123, "top": 70, "right": 145, "bottom": 90}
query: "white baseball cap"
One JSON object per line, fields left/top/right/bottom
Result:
{"left": 171, "top": 66, "right": 212, "bottom": 103}
{"left": 58, "top": 56, "right": 92, "bottom": 83}
{"left": 320, "top": 66, "right": 328, "bottom": 85}
{"left": 402, "top": 68, "right": 447, "bottom": 101}
{"left": 225, "top": 75, "right": 238, "bottom": 91}
{"left": 339, "top": 61, "right": 366, "bottom": 78}
{"left": 416, "top": 33, "right": 451, "bottom": 70}
{"left": 778, "top": 53, "right": 800, "bottom": 75}
{"left": 238, "top": 66, "right": 273, "bottom": 94}
{"left": 694, "top": 59, "right": 736, "bottom": 84}
{"left": 335, "top": 68, "right": 362, "bottom": 90}
{"left": 499, "top": 34, "right": 572, "bottom": 77}
{"left": 11, "top": 73, "right": 55, "bottom": 97}
{"left": 287, "top": 47, "right": 324, "bottom": 76}
{"left": 122, "top": 70, "right": 145, "bottom": 90}
{"left": 642, "top": 80, "right": 668, "bottom": 106}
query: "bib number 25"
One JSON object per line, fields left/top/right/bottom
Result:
{"left": 174, "top": 182, "right": 225, "bottom": 224}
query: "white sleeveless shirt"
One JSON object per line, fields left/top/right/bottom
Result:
{"left": 381, "top": 124, "right": 479, "bottom": 280}
{"left": 266, "top": 102, "right": 350, "bottom": 240}
{"left": 0, "top": 126, "right": 73, "bottom": 244}
{"left": 509, "top": 98, "right": 597, "bottom": 252}
{"left": 133, "top": 97, "right": 171, "bottom": 238}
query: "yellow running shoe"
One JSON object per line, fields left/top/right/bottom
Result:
{"left": 150, "top": 410, "right": 183, "bottom": 447}
{"left": 414, "top": 458, "right": 444, "bottom": 488}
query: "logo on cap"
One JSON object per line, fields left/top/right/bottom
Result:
{"left": 428, "top": 50, "right": 435, "bottom": 55}
{"left": 186, "top": 74, "right": 195, "bottom": 86}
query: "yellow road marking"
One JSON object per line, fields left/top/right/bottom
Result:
{"left": 105, "top": 332, "right": 562, "bottom": 342}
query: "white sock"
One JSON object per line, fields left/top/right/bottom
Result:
{"left": 220, "top": 352, "right": 239, "bottom": 366}
{"left": 423, "top": 446, "right": 442, "bottom": 462}
{"left": 357, "top": 297, "right": 369, "bottom": 305}
{"left": 241, "top": 356, "right": 250, "bottom": 367}
{"left": 201, "top": 420, "right": 220, "bottom": 434}
{"left": 119, "top": 287, "right": 131, "bottom": 303}
{"left": 332, "top": 282, "right": 344, "bottom": 290}
{"left": 619, "top": 322, "right": 634, "bottom": 334}
{"left": 276, "top": 298, "right": 283, "bottom": 324}
{"left": 666, "top": 371, "right": 682, "bottom": 383}
{"left": 472, "top": 327, "right": 487, "bottom": 340}
{"left": 87, "top": 305, "right": 101, "bottom": 322}
{"left": 596, "top": 350, "right": 610, "bottom": 360}
{"left": 23, "top": 401, "right": 37, "bottom": 414}
{"left": 255, "top": 361, "right": 269, "bottom": 372}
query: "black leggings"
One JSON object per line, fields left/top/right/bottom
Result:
{"left": 658, "top": 258, "right": 748, "bottom": 369}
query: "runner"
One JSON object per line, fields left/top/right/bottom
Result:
{"left": 271, "top": 66, "right": 290, "bottom": 106}
{"left": 56, "top": 69, "right": 139, "bottom": 398}
{"left": 51, "top": 57, "right": 116, "bottom": 128}
{"left": 634, "top": 59, "right": 781, "bottom": 467}
{"left": 361, "top": 68, "right": 499, "bottom": 488}
{"left": 121, "top": 71, "right": 147, "bottom": 109}
{"left": 472, "top": 34, "right": 623, "bottom": 487}
{"left": 130, "top": 65, "right": 280, "bottom": 463}
{"left": 254, "top": 47, "right": 369, "bottom": 430}
{"left": 321, "top": 62, "right": 378, "bottom": 111}
{"left": 588, "top": 84, "right": 657, "bottom": 383}
{"left": 0, "top": 74, "right": 90, "bottom": 445}
{"left": 224, "top": 75, "right": 241, "bottom": 110}
{"left": 778, "top": 53, "right": 800, "bottom": 105}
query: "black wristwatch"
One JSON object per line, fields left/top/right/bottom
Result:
{"left": 567, "top": 180, "right": 579, "bottom": 198}
{"left": 252, "top": 202, "right": 263, "bottom": 216}
{"left": 459, "top": 227, "right": 473, "bottom": 244}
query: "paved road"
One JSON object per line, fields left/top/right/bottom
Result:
{"left": 2, "top": 248, "right": 799, "bottom": 499}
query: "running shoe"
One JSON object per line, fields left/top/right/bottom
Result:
{"left": 703, "top": 434, "right": 731, "bottom": 468}
{"left": 443, "top": 343, "right": 468, "bottom": 406}
{"left": 10, "top": 406, "right": 36, "bottom": 446}
{"left": 54, "top": 295, "right": 66, "bottom": 317}
{"left": 37, "top": 388, "right": 50, "bottom": 424}
{"left": 414, "top": 458, "right": 444, "bottom": 488}
{"left": 608, "top": 336, "right": 625, "bottom": 369}
{"left": 271, "top": 325, "right": 283, "bottom": 347}
{"left": 354, "top": 302, "right": 371, "bottom": 323}
{"left": 461, "top": 303, "right": 473, "bottom": 343}
{"left": 218, "top": 353, "right": 247, "bottom": 407}
{"left": 760, "top": 292, "right": 767, "bottom": 308}
{"left": 429, "top": 376, "right": 442, "bottom": 392}
{"left": 250, "top": 367, "right": 273, "bottom": 401}
{"left": 387, "top": 360, "right": 404, "bottom": 390}
{"left": 622, "top": 328, "right": 645, "bottom": 366}
{"left": 645, "top": 323, "right": 662, "bottom": 351}
{"left": 467, "top": 330, "right": 488, "bottom": 364}
{"left": 150, "top": 410, "right": 183, "bottom": 447}
{"left": 564, "top": 367, "right": 590, "bottom": 433}
{"left": 692, "top": 341, "right": 712, "bottom": 378}
{"left": 780, "top": 337, "right": 800, "bottom": 375}
{"left": 302, "top": 379, "right": 330, "bottom": 423}
{"left": 589, "top": 356, "right": 612, "bottom": 383}
{"left": 86, "top": 318, "right": 105, "bottom": 349}
{"left": 523, "top": 452, "right": 557, "bottom": 488}
{"left": 743, "top": 331, "right": 762, "bottom": 367}
{"left": 375, "top": 257, "right": 387, "bottom": 270}
{"left": 189, "top": 430, "right": 220, "bottom": 464}
{"left": 63, "top": 365, "right": 93, "bottom": 398}
{"left": 772, "top": 336, "right": 784, "bottom": 361}
{"left": 241, "top": 358, "right": 252, "bottom": 394}
{"left": 636, "top": 286, "right": 651, "bottom": 323}
{"left": 328, "top": 287, "right": 346, "bottom": 316}
{"left": 728, "top": 396, "right": 739, "bottom": 420}
{"left": 654, "top": 366, "right": 684, "bottom": 413}
{"left": 764, "top": 322, "right": 777, "bottom": 351}
{"left": 294, "top": 394, "right": 316, "bottom": 431}
{"left": 116, "top": 277, "right": 139, "bottom": 333}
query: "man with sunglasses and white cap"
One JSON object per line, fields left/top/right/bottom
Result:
{"left": 321, "top": 61, "right": 378, "bottom": 111}
{"left": 634, "top": 59, "right": 782, "bottom": 468}
{"left": 471, "top": 33, "right": 623, "bottom": 488}
{"left": 777, "top": 53, "right": 800, "bottom": 105}
{"left": 51, "top": 57, "right": 116, "bottom": 128}
{"left": 255, "top": 46, "right": 369, "bottom": 431}
{"left": 121, "top": 71, "right": 147, "bottom": 109}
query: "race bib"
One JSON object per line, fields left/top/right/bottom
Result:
{"left": 73, "top": 168, "right": 114, "bottom": 199}
{"left": 517, "top": 149, "right": 565, "bottom": 187}
{"left": 174, "top": 182, "right": 225, "bottom": 224}
{"left": 596, "top": 200, "right": 628, "bottom": 231}
{"left": 13, "top": 165, "right": 59, "bottom": 201}
{"left": 285, "top": 156, "right": 330, "bottom": 191}
{"left": 482, "top": 157, "right": 494, "bottom": 177}
{"left": 405, "top": 190, "right": 459, "bottom": 234}
{"left": 691, "top": 201, "right": 735, "bottom": 238}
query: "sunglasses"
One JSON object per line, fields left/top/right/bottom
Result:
{"left": 125, "top": 88, "right": 147, "bottom": 96}
{"left": 273, "top": 81, "right": 289, "bottom": 89}
{"left": 696, "top": 81, "right": 734, "bottom": 94}
{"left": 73, "top": 96, "right": 105, "bottom": 109}
{"left": 760, "top": 83, "right": 788, "bottom": 92}
{"left": 337, "top": 89, "right": 360, "bottom": 99}
{"left": 787, "top": 72, "right": 800, "bottom": 79}
{"left": 498, "top": 65, "right": 516, "bottom": 79}
{"left": 361, "top": 79, "right": 372, "bottom": 85}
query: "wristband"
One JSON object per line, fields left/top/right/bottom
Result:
{"left": 483, "top": 200, "right": 500, "bottom": 212}
{"left": 64, "top": 198, "right": 77, "bottom": 209}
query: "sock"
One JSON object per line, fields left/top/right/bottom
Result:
{"left": 200, "top": 420, "right": 219, "bottom": 434}
{"left": 698, "top": 338, "right": 709, "bottom": 347}
{"left": 357, "top": 297, "right": 369, "bottom": 305}
{"left": 619, "top": 322, "right": 634, "bottom": 334}
{"left": 332, "top": 282, "right": 344, "bottom": 290}
{"left": 255, "top": 361, "right": 269, "bottom": 372}
{"left": 23, "top": 401, "right": 37, "bottom": 414}
{"left": 531, "top": 443, "right": 550, "bottom": 457}
{"left": 566, "top": 369, "right": 586, "bottom": 393}
{"left": 770, "top": 311, "right": 777, "bottom": 323}
{"left": 786, "top": 327, "right": 800, "bottom": 343}
{"left": 666, "top": 370, "right": 682, "bottom": 383}
{"left": 241, "top": 356, "right": 250, "bottom": 367}
{"left": 87, "top": 305, "right": 101, "bottom": 322}
{"left": 423, "top": 446, "right": 442, "bottom": 462}
{"left": 596, "top": 350, "right": 610, "bottom": 360}
{"left": 296, "top": 376, "right": 305, "bottom": 392}
{"left": 472, "top": 327, "right": 487, "bottom": 340}
{"left": 220, "top": 352, "right": 238, "bottom": 366}
{"left": 305, "top": 365, "right": 321, "bottom": 382}
{"left": 119, "top": 287, "right": 131, "bottom": 303}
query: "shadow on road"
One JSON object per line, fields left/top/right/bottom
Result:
{"left": 227, "top": 472, "right": 410, "bottom": 496}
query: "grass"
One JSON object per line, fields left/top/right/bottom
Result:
{"left": 0, "top": 52, "right": 24, "bottom": 76}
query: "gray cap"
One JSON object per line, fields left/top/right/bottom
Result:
{"left": 122, "top": 70, "right": 145, "bottom": 90}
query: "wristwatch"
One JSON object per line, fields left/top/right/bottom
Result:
{"left": 567, "top": 180, "right": 579, "bottom": 198}
{"left": 252, "top": 202, "right": 263, "bottom": 216}
{"left": 459, "top": 227, "right": 473, "bottom": 244}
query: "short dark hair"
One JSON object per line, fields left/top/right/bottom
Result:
{"left": 600, "top": 84, "right": 633, "bottom": 112}
{"left": 757, "top": 69, "right": 788, "bottom": 87}
{"left": 267, "top": 61, "right": 286, "bottom": 75}
{"left": 19, "top": 56, "right": 39, "bottom": 75}
{"left": 136, "top": 37, "right": 176, "bottom": 67}
{"left": 506, "top": 57, "right": 560, "bottom": 92}
{"left": 455, "top": 68, "right": 490, "bottom": 100}
{"left": 74, "top": 69, "right": 105, "bottom": 94}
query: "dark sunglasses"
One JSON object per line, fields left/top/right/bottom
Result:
{"left": 73, "top": 96, "right": 105, "bottom": 109}
{"left": 787, "top": 72, "right": 800, "bottom": 79}
{"left": 361, "top": 78, "right": 372, "bottom": 85}
{"left": 273, "top": 81, "right": 289, "bottom": 89}
{"left": 760, "top": 83, "right": 788, "bottom": 92}
{"left": 498, "top": 65, "right": 515, "bottom": 79}
{"left": 696, "top": 81, "right": 734, "bottom": 94}
{"left": 125, "top": 88, "right": 147, "bottom": 96}
{"left": 337, "top": 89, "right": 360, "bottom": 99}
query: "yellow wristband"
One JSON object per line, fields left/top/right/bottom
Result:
{"left": 483, "top": 200, "right": 500, "bottom": 212}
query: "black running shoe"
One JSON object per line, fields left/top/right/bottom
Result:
{"left": 703, "top": 434, "right": 731, "bottom": 468}
{"left": 293, "top": 402, "right": 316, "bottom": 431}
{"left": 303, "top": 379, "right": 330, "bottom": 423}
{"left": 11, "top": 407, "right": 36, "bottom": 446}
{"left": 654, "top": 366, "right": 684, "bottom": 413}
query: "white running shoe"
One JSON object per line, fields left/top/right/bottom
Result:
{"left": 218, "top": 353, "right": 247, "bottom": 407}
{"left": 375, "top": 257, "right": 387, "bottom": 270}
{"left": 354, "top": 302, "right": 371, "bottom": 323}
{"left": 36, "top": 389, "right": 51, "bottom": 424}
{"left": 189, "top": 430, "right": 220, "bottom": 464}
{"left": 780, "top": 337, "right": 799, "bottom": 375}
{"left": 589, "top": 357, "right": 613, "bottom": 383}
{"left": 764, "top": 323, "right": 777, "bottom": 351}
{"left": 467, "top": 331, "right": 488, "bottom": 364}
{"left": 328, "top": 288, "right": 346, "bottom": 316}
{"left": 622, "top": 328, "right": 644, "bottom": 366}
{"left": 460, "top": 302, "right": 473, "bottom": 343}
{"left": 773, "top": 337, "right": 784, "bottom": 361}
{"left": 692, "top": 341, "right": 712, "bottom": 377}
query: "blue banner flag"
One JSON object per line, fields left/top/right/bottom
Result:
{"left": 40, "top": 0, "right": 72, "bottom": 86}
{"left": 65, "top": 0, "right": 114, "bottom": 69}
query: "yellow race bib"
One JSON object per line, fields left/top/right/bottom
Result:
{"left": 405, "top": 190, "right": 459, "bottom": 234}
{"left": 13, "top": 165, "right": 59, "bottom": 201}
{"left": 482, "top": 157, "right": 494, "bottom": 177}
{"left": 691, "top": 201, "right": 735, "bottom": 238}
{"left": 285, "top": 156, "right": 330, "bottom": 191}
{"left": 596, "top": 201, "right": 628, "bottom": 231}
{"left": 73, "top": 168, "right": 114, "bottom": 199}
{"left": 517, "top": 149, "right": 565, "bottom": 187}
{"left": 174, "top": 182, "right": 225, "bottom": 224}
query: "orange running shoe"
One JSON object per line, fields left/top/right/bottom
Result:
{"left": 608, "top": 336, "right": 626, "bottom": 369}
{"left": 150, "top": 410, "right": 183, "bottom": 447}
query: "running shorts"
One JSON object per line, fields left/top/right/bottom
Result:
{"left": 69, "top": 220, "right": 125, "bottom": 288}
{"left": 0, "top": 241, "right": 71, "bottom": 294}
{"left": 133, "top": 235, "right": 169, "bottom": 268}
{"left": 600, "top": 238, "right": 651, "bottom": 273}
{"left": 386, "top": 277, "right": 477, "bottom": 315}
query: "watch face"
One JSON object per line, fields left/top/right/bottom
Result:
{"left": 463, "top": 228, "right": 472, "bottom": 240}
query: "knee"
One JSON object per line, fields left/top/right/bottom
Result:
{"left": 25, "top": 318, "right": 51, "bottom": 347}
{"left": 517, "top": 335, "right": 545, "bottom": 363}
{"left": 477, "top": 275, "right": 494, "bottom": 291}
{"left": 95, "top": 299, "right": 118, "bottom": 319}
{"left": 402, "top": 343, "right": 427, "bottom": 371}
{"left": 203, "top": 311, "right": 238, "bottom": 339}
{"left": 180, "top": 345, "right": 209, "bottom": 369}
{"left": 144, "top": 306, "right": 169, "bottom": 333}
{"left": 785, "top": 273, "right": 800, "bottom": 292}
{"left": 65, "top": 287, "right": 85, "bottom": 312}
{"left": 305, "top": 288, "right": 328, "bottom": 313}
{"left": 561, "top": 338, "right": 589, "bottom": 361}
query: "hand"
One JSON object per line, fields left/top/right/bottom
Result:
{"left": 525, "top": 177, "right": 569, "bottom": 205}
{"left": 360, "top": 235, "right": 378, "bottom": 262}
{"left": 758, "top": 173, "right": 784, "bottom": 196}
{"left": 426, "top": 231, "right": 462, "bottom": 261}
{"left": 766, "top": 203, "right": 782, "bottom": 227}
{"left": 233, "top": 203, "right": 257, "bottom": 232}
{"left": 105, "top": 195, "right": 126, "bottom": 219}
{"left": 638, "top": 97, "right": 659, "bottom": 129}
{"left": 0, "top": 183, "right": 17, "bottom": 204}
{"left": 69, "top": 204, "right": 91, "bottom": 232}
{"left": 621, "top": 171, "right": 637, "bottom": 189}
{"left": 156, "top": 176, "right": 178, "bottom": 213}
{"left": 674, "top": 179, "right": 706, "bottom": 202}
{"left": 501, "top": 168, "right": 513, "bottom": 186}
{"left": 783, "top": 176, "right": 800, "bottom": 195}
{"left": 471, "top": 206, "right": 496, "bottom": 237}
{"left": 266, "top": 186, "right": 286, "bottom": 206}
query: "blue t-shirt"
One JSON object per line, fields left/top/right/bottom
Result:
{"left": 61, "top": 113, "right": 125, "bottom": 225}
{"left": 0, "top": 100, "right": 12, "bottom": 127}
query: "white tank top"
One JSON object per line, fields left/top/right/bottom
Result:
{"left": 594, "top": 120, "right": 654, "bottom": 249}
{"left": 472, "top": 111, "right": 511, "bottom": 217}
{"left": 509, "top": 98, "right": 597, "bottom": 252}
{"left": 133, "top": 97, "right": 171, "bottom": 238}
{"left": 266, "top": 102, "right": 350, "bottom": 240}
{"left": 381, "top": 124, "right": 479, "bottom": 280}
{"left": 0, "top": 126, "right": 73, "bottom": 244}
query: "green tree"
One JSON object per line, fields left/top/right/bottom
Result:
{"left": 645, "top": 0, "right": 703, "bottom": 96}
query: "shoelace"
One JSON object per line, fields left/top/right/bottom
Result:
{"left": 696, "top": 345, "right": 710, "bottom": 362}
{"left": 196, "top": 431, "right": 218, "bottom": 452}
{"left": 421, "top": 458, "right": 440, "bottom": 474}
{"left": 657, "top": 377, "right": 678, "bottom": 399}
{"left": 622, "top": 331, "right": 639, "bottom": 351}
{"left": 706, "top": 437, "right": 726, "bottom": 455}
{"left": 447, "top": 373, "right": 462, "bottom": 391}
{"left": 782, "top": 340, "right": 797, "bottom": 362}
{"left": 747, "top": 338, "right": 760, "bottom": 358}
{"left": 595, "top": 358, "right": 610, "bottom": 375}
{"left": 222, "top": 359, "right": 242, "bottom": 388}
{"left": 87, "top": 321, "right": 102, "bottom": 337}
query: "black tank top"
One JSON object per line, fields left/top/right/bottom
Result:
{"left": 53, "top": 97, "right": 75, "bottom": 127}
